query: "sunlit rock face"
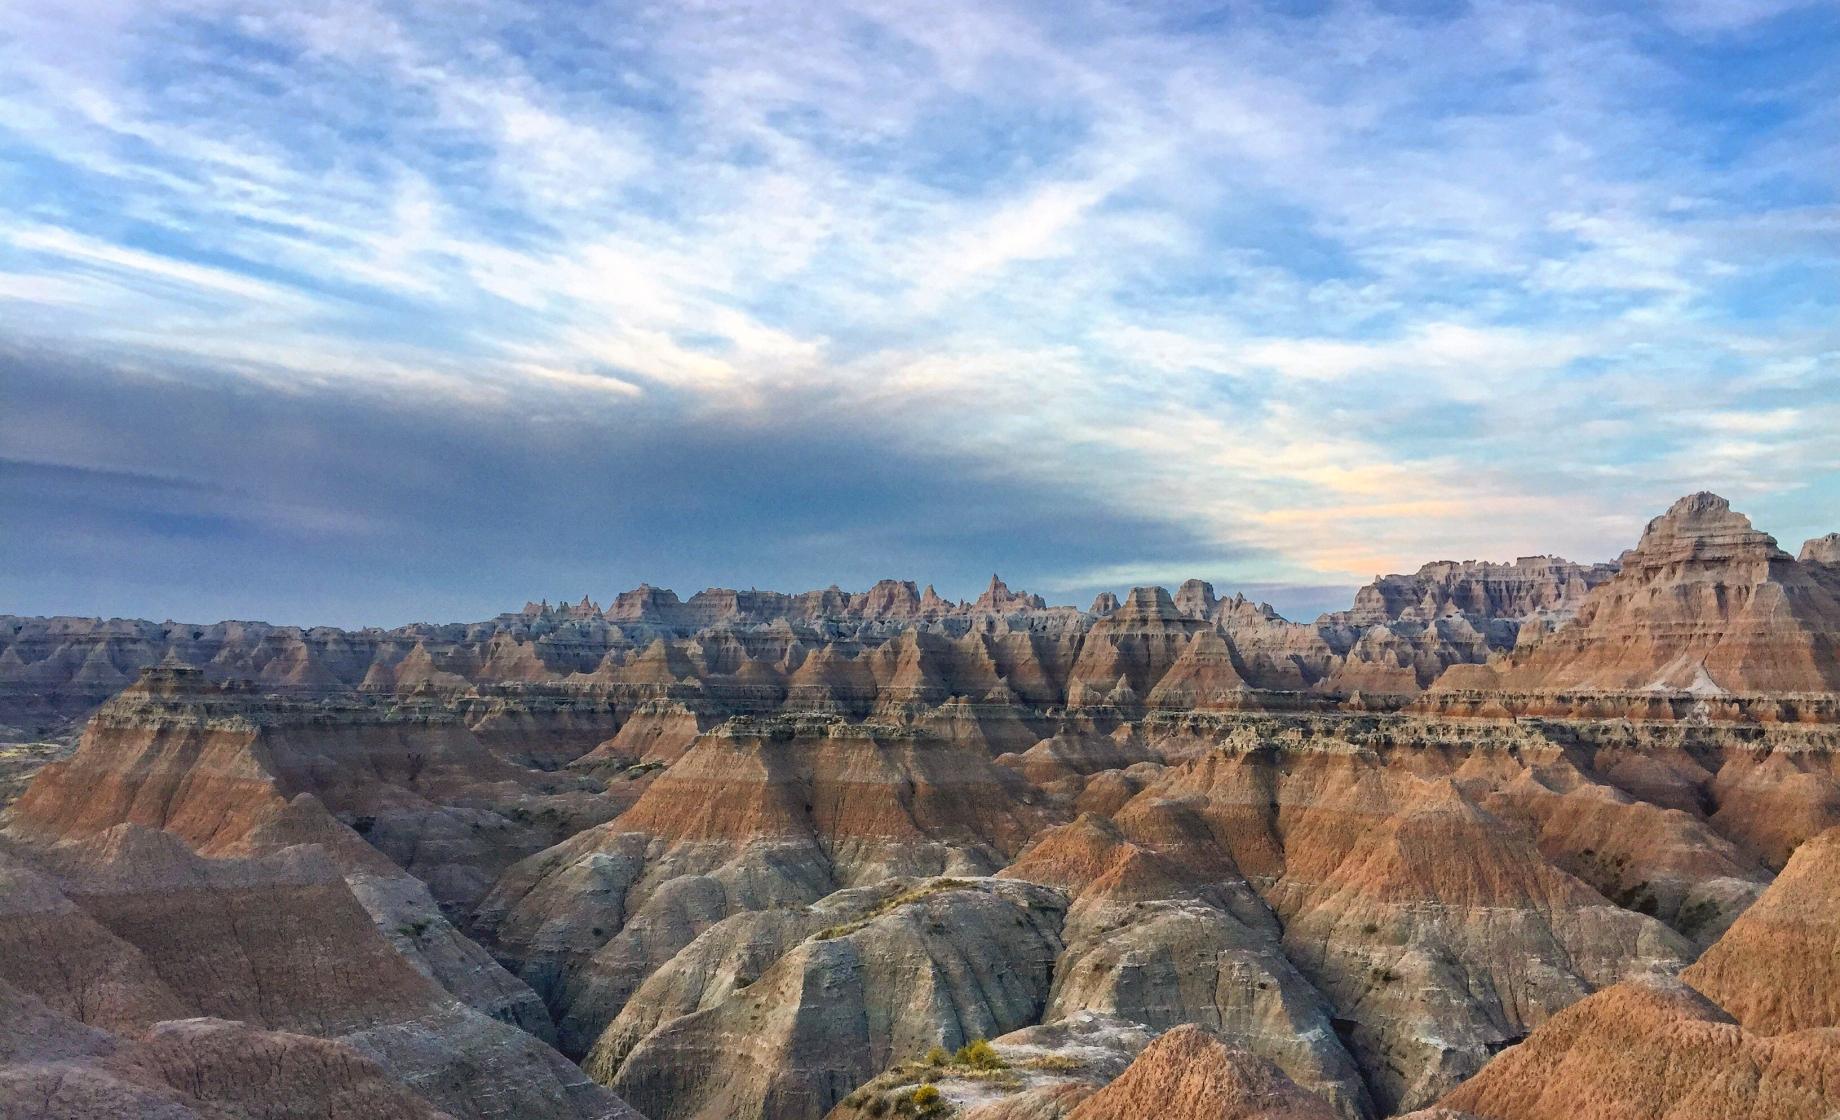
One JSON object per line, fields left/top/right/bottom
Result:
{"left": 1435, "top": 493, "right": 1840, "bottom": 699}
{"left": 4, "top": 493, "right": 1840, "bottom": 1120}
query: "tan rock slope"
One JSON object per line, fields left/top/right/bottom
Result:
{"left": 0, "top": 985, "right": 452, "bottom": 1120}
{"left": 0, "top": 826, "right": 636, "bottom": 1120}
{"left": 474, "top": 714, "right": 1048, "bottom": 1055}
{"left": 1065, "top": 1024, "right": 1339, "bottom": 1120}
{"left": 0, "top": 670, "right": 640, "bottom": 1120}
{"left": 1682, "top": 823, "right": 1840, "bottom": 1033}
{"left": 1428, "top": 819, "right": 1840, "bottom": 1119}
{"left": 607, "top": 877, "right": 1066, "bottom": 1120}
{"left": 1434, "top": 977, "right": 1840, "bottom": 1120}
{"left": 1439, "top": 492, "right": 1840, "bottom": 697}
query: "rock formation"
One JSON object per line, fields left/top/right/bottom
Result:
{"left": 1434, "top": 977, "right": 1840, "bottom": 1120}
{"left": 1681, "top": 823, "right": 1840, "bottom": 1033}
{"left": 1065, "top": 1024, "right": 1340, "bottom": 1120}
{"left": 1437, "top": 493, "right": 1840, "bottom": 697}
{"left": 607, "top": 877, "right": 1066, "bottom": 1120}
{"left": 3, "top": 491, "right": 1839, "bottom": 1120}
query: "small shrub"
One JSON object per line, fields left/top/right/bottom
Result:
{"left": 924, "top": 1044, "right": 949, "bottom": 1067}
{"left": 1022, "top": 1053, "right": 1081, "bottom": 1072}
{"left": 955, "top": 1038, "right": 1004, "bottom": 1070}
{"left": 904, "top": 1084, "right": 945, "bottom": 1116}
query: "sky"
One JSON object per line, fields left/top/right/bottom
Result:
{"left": 1, "top": 0, "right": 1836, "bottom": 628}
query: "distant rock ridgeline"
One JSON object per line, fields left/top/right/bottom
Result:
{"left": 598, "top": 573, "right": 1050, "bottom": 628}
{"left": 4, "top": 492, "right": 1837, "bottom": 740}
{"left": 0, "top": 563, "right": 1614, "bottom": 736}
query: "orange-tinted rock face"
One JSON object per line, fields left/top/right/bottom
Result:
{"left": 476, "top": 715, "right": 1052, "bottom": 1056}
{"left": 1434, "top": 493, "right": 1840, "bottom": 700}
{"left": 8, "top": 667, "right": 619, "bottom": 909}
{"left": 1065, "top": 1024, "right": 1339, "bottom": 1120}
{"left": 1435, "top": 977, "right": 1840, "bottom": 1120}
{"left": 1682, "top": 824, "right": 1840, "bottom": 1033}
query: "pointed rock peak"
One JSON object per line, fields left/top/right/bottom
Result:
{"left": 64, "top": 822, "right": 206, "bottom": 884}
{"left": 1185, "top": 627, "right": 1231, "bottom": 653}
{"left": 1629, "top": 491, "right": 1787, "bottom": 564}
{"left": 973, "top": 573, "right": 1045, "bottom": 612}
{"left": 1173, "top": 579, "right": 1218, "bottom": 618}
{"left": 976, "top": 574, "right": 1013, "bottom": 608}
{"left": 1114, "top": 585, "right": 1182, "bottom": 622}
{"left": 1666, "top": 491, "right": 1734, "bottom": 519}
{"left": 1802, "top": 533, "right": 1840, "bottom": 565}
{"left": 1090, "top": 591, "right": 1121, "bottom": 615}
{"left": 861, "top": 579, "right": 921, "bottom": 616}
{"left": 1067, "top": 1024, "right": 1338, "bottom": 1120}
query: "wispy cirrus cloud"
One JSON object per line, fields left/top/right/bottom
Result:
{"left": 0, "top": 0, "right": 1835, "bottom": 621}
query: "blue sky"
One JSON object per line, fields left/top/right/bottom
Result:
{"left": 1, "top": 0, "right": 1836, "bottom": 627}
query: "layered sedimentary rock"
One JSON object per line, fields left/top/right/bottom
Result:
{"left": 1273, "top": 779, "right": 1687, "bottom": 1111}
{"left": 475, "top": 715, "right": 1049, "bottom": 1055}
{"left": 1065, "top": 1024, "right": 1339, "bottom": 1120}
{"left": 8, "top": 667, "right": 617, "bottom": 912}
{"left": 0, "top": 824, "right": 635, "bottom": 1120}
{"left": 608, "top": 877, "right": 1067, "bottom": 1120}
{"left": 1438, "top": 493, "right": 1840, "bottom": 697}
{"left": 1434, "top": 977, "right": 1840, "bottom": 1120}
{"left": 1800, "top": 533, "right": 1840, "bottom": 566}
{"left": 4, "top": 491, "right": 1840, "bottom": 1120}
{"left": 1328, "top": 558, "right": 1617, "bottom": 632}
{"left": 1430, "top": 816, "right": 1840, "bottom": 1118}
{"left": 1681, "top": 824, "right": 1840, "bottom": 1033}
{"left": 0, "top": 542, "right": 1633, "bottom": 746}
{"left": 0, "top": 987, "right": 452, "bottom": 1120}
{"left": 0, "top": 669, "right": 640, "bottom": 1120}
{"left": 1046, "top": 895, "right": 1370, "bottom": 1117}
